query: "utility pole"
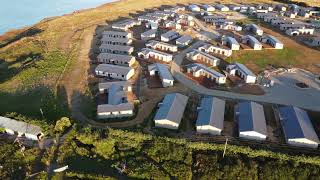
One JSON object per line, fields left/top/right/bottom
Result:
{"left": 222, "top": 138, "right": 228, "bottom": 158}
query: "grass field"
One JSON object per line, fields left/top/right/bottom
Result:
{"left": 0, "top": 0, "right": 319, "bottom": 120}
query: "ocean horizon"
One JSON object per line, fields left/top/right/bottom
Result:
{"left": 0, "top": 0, "right": 116, "bottom": 35}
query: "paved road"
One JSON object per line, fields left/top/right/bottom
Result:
{"left": 171, "top": 41, "right": 320, "bottom": 111}
{"left": 192, "top": 15, "right": 220, "bottom": 40}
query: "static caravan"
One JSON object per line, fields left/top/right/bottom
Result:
{"left": 141, "top": 29, "right": 157, "bottom": 40}
{"left": 97, "top": 53, "right": 136, "bottom": 67}
{"left": 196, "top": 97, "right": 225, "bottom": 135}
{"left": 161, "top": 31, "right": 180, "bottom": 42}
{"left": 176, "top": 35, "right": 193, "bottom": 47}
{"left": 97, "top": 81, "right": 134, "bottom": 119}
{"left": 186, "top": 63, "right": 226, "bottom": 84}
{"left": 215, "top": 4, "right": 229, "bottom": 12}
{"left": 146, "top": 40, "right": 178, "bottom": 53}
{"left": 261, "top": 35, "right": 284, "bottom": 49}
{"left": 138, "top": 48, "right": 173, "bottom": 62}
{"left": 226, "top": 62, "right": 256, "bottom": 83}
{"left": 148, "top": 63, "right": 174, "bottom": 87}
{"left": 0, "top": 116, "right": 44, "bottom": 141}
{"left": 154, "top": 93, "right": 188, "bottom": 129}
{"left": 95, "top": 64, "right": 135, "bottom": 80}
{"left": 99, "top": 44, "right": 134, "bottom": 55}
{"left": 198, "top": 43, "right": 232, "bottom": 57}
{"left": 242, "top": 35, "right": 263, "bottom": 50}
{"left": 236, "top": 101, "right": 267, "bottom": 141}
{"left": 279, "top": 106, "right": 320, "bottom": 148}
{"left": 187, "top": 50, "right": 221, "bottom": 67}
{"left": 188, "top": 4, "right": 201, "bottom": 12}
{"left": 223, "top": 36, "right": 240, "bottom": 50}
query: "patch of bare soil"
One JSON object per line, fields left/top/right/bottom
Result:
{"left": 231, "top": 84, "right": 265, "bottom": 95}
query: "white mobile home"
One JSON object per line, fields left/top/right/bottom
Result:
{"left": 279, "top": 106, "right": 320, "bottom": 148}
{"left": 220, "top": 24, "right": 243, "bottom": 31}
{"left": 176, "top": 35, "right": 193, "bottom": 47}
{"left": 146, "top": 40, "right": 178, "bottom": 53}
{"left": 279, "top": 23, "right": 305, "bottom": 31}
{"left": 186, "top": 63, "right": 226, "bottom": 84}
{"left": 154, "top": 93, "right": 189, "bottom": 129}
{"left": 246, "top": 24, "right": 263, "bottom": 36}
{"left": 186, "top": 50, "right": 221, "bottom": 67}
{"left": 112, "top": 19, "right": 141, "bottom": 31}
{"left": 196, "top": 97, "right": 225, "bottom": 135}
{"left": 215, "top": 4, "right": 229, "bottom": 11}
{"left": 242, "top": 35, "right": 262, "bottom": 50}
{"left": 95, "top": 64, "right": 135, "bottom": 80}
{"left": 148, "top": 63, "right": 174, "bottom": 87}
{"left": 203, "top": 5, "right": 215, "bottom": 12}
{"left": 141, "top": 29, "right": 157, "bottom": 40}
{"left": 146, "top": 21, "right": 158, "bottom": 30}
{"left": 102, "top": 31, "right": 132, "bottom": 39}
{"left": 261, "top": 35, "right": 284, "bottom": 49}
{"left": 138, "top": 48, "right": 173, "bottom": 62}
{"left": 97, "top": 53, "right": 136, "bottom": 67}
{"left": 97, "top": 81, "right": 134, "bottom": 119}
{"left": 188, "top": 4, "right": 201, "bottom": 12}
{"left": 226, "top": 62, "right": 256, "bottom": 83}
{"left": 285, "top": 28, "right": 314, "bottom": 36}
{"left": 161, "top": 31, "right": 180, "bottom": 42}
{"left": 100, "top": 36, "right": 132, "bottom": 46}
{"left": 198, "top": 43, "right": 232, "bottom": 57}
{"left": 164, "top": 21, "right": 182, "bottom": 30}
{"left": 236, "top": 101, "right": 267, "bottom": 141}
{"left": 99, "top": 44, "right": 134, "bottom": 55}
{"left": 223, "top": 36, "right": 240, "bottom": 50}
{"left": 0, "top": 116, "right": 44, "bottom": 141}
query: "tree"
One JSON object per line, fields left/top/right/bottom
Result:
{"left": 54, "top": 117, "right": 72, "bottom": 134}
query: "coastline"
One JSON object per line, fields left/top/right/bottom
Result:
{"left": 0, "top": 0, "right": 118, "bottom": 38}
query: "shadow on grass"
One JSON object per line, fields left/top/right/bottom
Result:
{"left": 0, "top": 52, "right": 43, "bottom": 83}
{"left": 0, "top": 27, "right": 43, "bottom": 48}
{"left": 0, "top": 85, "right": 70, "bottom": 124}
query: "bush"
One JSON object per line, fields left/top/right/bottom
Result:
{"left": 54, "top": 117, "right": 72, "bottom": 134}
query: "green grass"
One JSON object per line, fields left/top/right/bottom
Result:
{"left": 227, "top": 48, "right": 300, "bottom": 72}
{"left": 0, "top": 48, "right": 68, "bottom": 91}
{"left": 0, "top": 86, "right": 70, "bottom": 124}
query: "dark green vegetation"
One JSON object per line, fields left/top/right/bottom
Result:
{"left": 42, "top": 127, "right": 320, "bottom": 179}
{"left": 0, "top": 140, "right": 45, "bottom": 179}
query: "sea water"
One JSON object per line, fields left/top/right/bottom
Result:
{"left": 0, "top": 0, "right": 116, "bottom": 35}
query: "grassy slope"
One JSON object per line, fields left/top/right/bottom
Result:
{"left": 0, "top": 0, "right": 319, "bottom": 119}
